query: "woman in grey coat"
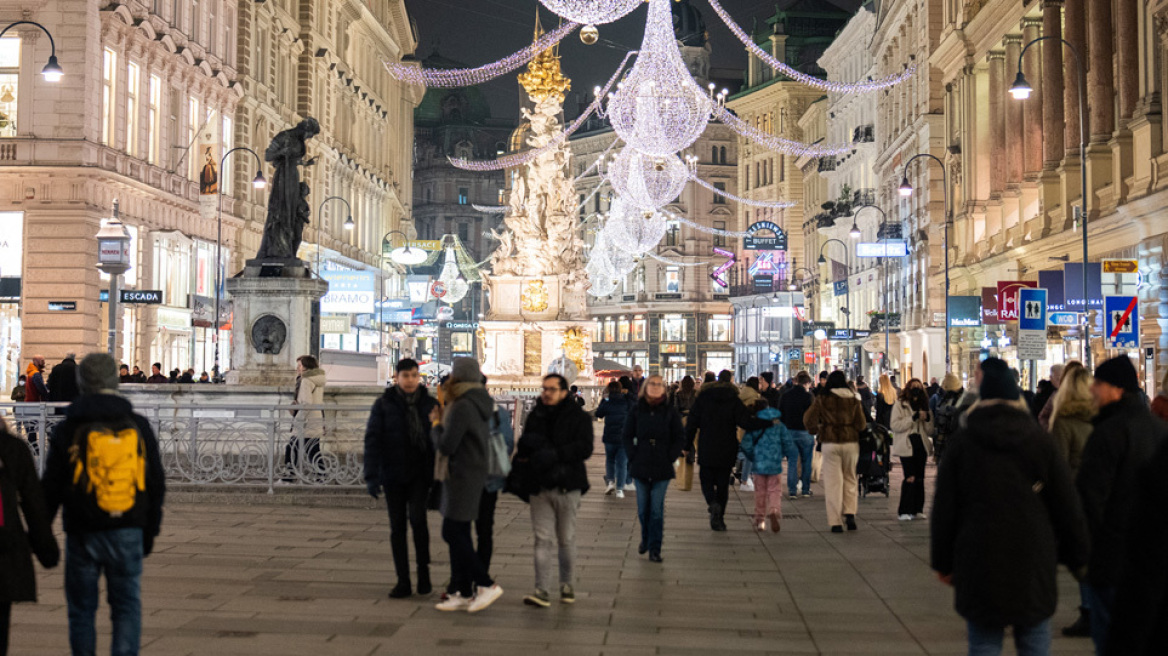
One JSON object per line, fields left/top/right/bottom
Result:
{"left": 430, "top": 358, "right": 503, "bottom": 613}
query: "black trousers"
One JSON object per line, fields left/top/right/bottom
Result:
{"left": 897, "top": 433, "right": 927, "bottom": 516}
{"left": 0, "top": 601, "right": 9, "bottom": 656}
{"left": 699, "top": 465, "right": 733, "bottom": 512}
{"left": 446, "top": 490, "right": 499, "bottom": 595}
{"left": 385, "top": 478, "right": 431, "bottom": 583}
{"left": 442, "top": 519, "right": 493, "bottom": 597}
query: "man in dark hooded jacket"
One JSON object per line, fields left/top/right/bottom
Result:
{"left": 363, "top": 358, "right": 438, "bottom": 600}
{"left": 47, "top": 353, "right": 80, "bottom": 403}
{"left": 1075, "top": 355, "right": 1168, "bottom": 653}
{"left": 685, "top": 370, "right": 769, "bottom": 531}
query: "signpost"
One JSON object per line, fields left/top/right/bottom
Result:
{"left": 1048, "top": 311, "right": 1080, "bottom": 327}
{"left": 1017, "top": 287, "right": 1047, "bottom": 362}
{"left": 1104, "top": 295, "right": 1139, "bottom": 348}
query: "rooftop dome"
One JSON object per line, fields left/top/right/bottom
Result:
{"left": 672, "top": 0, "right": 708, "bottom": 48}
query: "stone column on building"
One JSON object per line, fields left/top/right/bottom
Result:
{"left": 1063, "top": 0, "right": 1086, "bottom": 155}
{"left": 1040, "top": 0, "right": 1065, "bottom": 167}
{"left": 987, "top": 50, "right": 1006, "bottom": 249}
{"left": 1004, "top": 35, "right": 1025, "bottom": 186}
{"left": 1116, "top": 0, "right": 1139, "bottom": 122}
{"left": 1021, "top": 20, "right": 1045, "bottom": 176}
{"left": 1087, "top": 0, "right": 1116, "bottom": 141}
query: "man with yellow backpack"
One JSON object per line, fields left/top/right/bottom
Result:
{"left": 42, "top": 353, "right": 166, "bottom": 656}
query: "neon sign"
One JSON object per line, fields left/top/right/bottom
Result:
{"left": 710, "top": 247, "right": 735, "bottom": 288}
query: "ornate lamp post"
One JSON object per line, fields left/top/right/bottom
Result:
{"left": 315, "top": 196, "right": 354, "bottom": 273}
{"left": 1010, "top": 36, "right": 1091, "bottom": 370}
{"left": 0, "top": 21, "right": 63, "bottom": 81}
{"left": 898, "top": 153, "right": 952, "bottom": 370}
{"left": 213, "top": 147, "right": 266, "bottom": 381}
{"left": 378, "top": 230, "right": 421, "bottom": 359}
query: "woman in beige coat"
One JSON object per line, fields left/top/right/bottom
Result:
{"left": 804, "top": 371, "right": 867, "bottom": 533}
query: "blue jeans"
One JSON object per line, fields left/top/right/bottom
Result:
{"left": 1084, "top": 583, "right": 1115, "bottom": 653}
{"left": 65, "top": 528, "right": 144, "bottom": 656}
{"left": 604, "top": 443, "right": 628, "bottom": 488}
{"left": 786, "top": 430, "right": 815, "bottom": 495}
{"left": 634, "top": 479, "right": 670, "bottom": 555}
{"left": 966, "top": 619, "right": 1051, "bottom": 656}
{"left": 737, "top": 451, "right": 753, "bottom": 481}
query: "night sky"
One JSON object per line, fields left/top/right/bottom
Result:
{"left": 404, "top": 0, "right": 858, "bottom": 121}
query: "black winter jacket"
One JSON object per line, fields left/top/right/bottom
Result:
{"left": 622, "top": 398, "right": 685, "bottom": 482}
{"left": 685, "top": 383, "right": 770, "bottom": 469}
{"left": 778, "top": 385, "right": 813, "bottom": 431}
{"left": 363, "top": 385, "right": 438, "bottom": 489}
{"left": 931, "top": 402, "right": 1089, "bottom": 628}
{"left": 46, "top": 357, "right": 80, "bottom": 403}
{"left": 0, "top": 431, "right": 58, "bottom": 602}
{"left": 594, "top": 394, "right": 632, "bottom": 445}
{"left": 517, "top": 399, "right": 594, "bottom": 494}
{"left": 42, "top": 394, "right": 166, "bottom": 539}
{"left": 1076, "top": 393, "right": 1168, "bottom": 586}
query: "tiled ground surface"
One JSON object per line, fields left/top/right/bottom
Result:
{"left": 13, "top": 427, "right": 1092, "bottom": 655}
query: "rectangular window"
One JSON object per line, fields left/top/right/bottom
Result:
{"left": 221, "top": 114, "right": 233, "bottom": 194}
{"left": 665, "top": 220, "right": 680, "bottom": 247}
{"left": 708, "top": 315, "right": 732, "bottom": 342}
{"left": 713, "top": 182, "right": 726, "bottom": 204}
{"left": 147, "top": 75, "right": 161, "bottom": 164}
{"left": 617, "top": 318, "right": 630, "bottom": 342}
{"left": 713, "top": 221, "right": 726, "bottom": 248}
{"left": 458, "top": 223, "right": 469, "bottom": 242}
{"left": 631, "top": 316, "right": 647, "bottom": 342}
{"left": 125, "top": 62, "right": 139, "bottom": 156}
{"left": 603, "top": 318, "right": 615, "bottom": 343}
{"left": 187, "top": 97, "right": 199, "bottom": 180}
{"left": 660, "top": 315, "right": 686, "bottom": 342}
{"left": 0, "top": 38, "right": 20, "bottom": 138}
{"left": 458, "top": 187, "right": 469, "bottom": 205}
{"left": 665, "top": 267, "right": 680, "bottom": 293}
{"left": 102, "top": 49, "right": 117, "bottom": 145}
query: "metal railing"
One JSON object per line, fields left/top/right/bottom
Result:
{"left": 1, "top": 398, "right": 535, "bottom": 492}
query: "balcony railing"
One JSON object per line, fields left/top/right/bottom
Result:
{"left": 817, "top": 156, "right": 837, "bottom": 172}
{"left": 852, "top": 125, "right": 875, "bottom": 143}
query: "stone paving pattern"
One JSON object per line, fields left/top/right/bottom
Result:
{"left": 13, "top": 426, "right": 1093, "bottom": 655}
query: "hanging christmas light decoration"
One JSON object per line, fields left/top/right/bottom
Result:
{"left": 472, "top": 204, "right": 509, "bottom": 214}
{"left": 450, "top": 52, "right": 635, "bottom": 172}
{"left": 705, "top": 0, "right": 915, "bottom": 94}
{"left": 607, "top": 148, "right": 689, "bottom": 210}
{"left": 588, "top": 228, "right": 637, "bottom": 278}
{"left": 607, "top": 0, "right": 711, "bottom": 156}
{"left": 686, "top": 171, "right": 796, "bottom": 208}
{"left": 383, "top": 21, "right": 579, "bottom": 88}
{"left": 712, "top": 105, "right": 853, "bottom": 158}
{"left": 539, "top": 0, "right": 643, "bottom": 25}
{"left": 436, "top": 247, "right": 470, "bottom": 304}
{"left": 602, "top": 198, "right": 669, "bottom": 255}
{"left": 587, "top": 273, "right": 619, "bottom": 297}
{"left": 659, "top": 207, "right": 751, "bottom": 237}
{"left": 646, "top": 251, "right": 711, "bottom": 266}
{"left": 571, "top": 137, "right": 622, "bottom": 184}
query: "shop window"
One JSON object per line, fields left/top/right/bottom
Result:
{"left": 0, "top": 38, "right": 20, "bottom": 137}
{"left": 617, "top": 318, "right": 630, "bottom": 342}
{"left": 661, "top": 314, "right": 686, "bottom": 342}
{"left": 631, "top": 315, "right": 647, "bottom": 341}
{"left": 603, "top": 317, "right": 615, "bottom": 342}
{"left": 708, "top": 315, "right": 732, "bottom": 342}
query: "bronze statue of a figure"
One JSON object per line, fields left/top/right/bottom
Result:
{"left": 255, "top": 118, "right": 320, "bottom": 261}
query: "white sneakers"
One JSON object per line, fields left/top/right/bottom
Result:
{"left": 467, "top": 584, "right": 503, "bottom": 613}
{"left": 604, "top": 482, "right": 616, "bottom": 495}
{"left": 914, "top": 513, "right": 928, "bottom": 520}
{"left": 622, "top": 483, "right": 635, "bottom": 492}
{"left": 434, "top": 585, "right": 503, "bottom": 613}
{"left": 898, "top": 514, "right": 914, "bottom": 521}
{"left": 615, "top": 489, "right": 624, "bottom": 498}
{"left": 740, "top": 480, "right": 755, "bottom": 491}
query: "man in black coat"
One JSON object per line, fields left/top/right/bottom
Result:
{"left": 516, "top": 374, "right": 593, "bottom": 607}
{"left": 684, "top": 370, "right": 769, "bottom": 531}
{"left": 1075, "top": 356, "right": 1168, "bottom": 652}
{"left": 778, "top": 371, "right": 816, "bottom": 498}
{"left": 363, "top": 358, "right": 438, "bottom": 599}
{"left": 47, "top": 353, "right": 80, "bottom": 403}
{"left": 759, "top": 372, "right": 781, "bottom": 409}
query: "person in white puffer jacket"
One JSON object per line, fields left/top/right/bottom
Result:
{"left": 890, "top": 378, "right": 934, "bottom": 521}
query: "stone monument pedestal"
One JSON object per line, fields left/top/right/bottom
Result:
{"left": 225, "top": 271, "right": 328, "bottom": 386}
{"left": 479, "top": 274, "right": 592, "bottom": 385}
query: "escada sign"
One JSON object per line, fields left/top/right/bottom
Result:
{"left": 120, "top": 290, "right": 162, "bottom": 304}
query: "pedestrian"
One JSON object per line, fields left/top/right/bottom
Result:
{"left": 284, "top": 355, "right": 326, "bottom": 480}
{"left": 167, "top": 369, "right": 179, "bottom": 384}
{"left": 470, "top": 375, "right": 512, "bottom": 588}
{"left": 517, "top": 373, "right": 593, "bottom": 608}
{"left": 47, "top": 353, "right": 80, "bottom": 403}
{"left": 1032, "top": 364, "right": 1061, "bottom": 420}
{"left": 684, "top": 370, "right": 770, "bottom": 531}
{"left": 41, "top": 353, "right": 166, "bottom": 656}
{"left": 0, "top": 416, "right": 60, "bottom": 655}
{"left": 178, "top": 369, "right": 195, "bottom": 384}
{"left": 22, "top": 357, "right": 48, "bottom": 403}
{"left": 931, "top": 373, "right": 964, "bottom": 462}
{"left": 118, "top": 365, "right": 133, "bottom": 385}
{"left": 931, "top": 356, "right": 1089, "bottom": 655}
{"left": 569, "top": 385, "right": 585, "bottom": 408}
{"left": 1151, "top": 367, "right": 1168, "bottom": 422}
{"left": 1075, "top": 355, "right": 1168, "bottom": 652}
{"left": 778, "top": 371, "right": 816, "bottom": 499}
{"left": 855, "top": 375, "right": 874, "bottom": 420}
{"left": 737, "top": 378, "right": 763, "bottom": 491}
{"left": 430, "top": 357, "right": 503, "bottom": 613}
{"left": 672, "top": 375, "right": 698, "bottom": 491}
{"left": 131, "top": 366, "right": 147, "bottom": 383}
{"left": 145, "top": 363, "right": 168, "bottom": 384}
{"left": 8, "top": 375, "right": 24, "bottom": 402}
{"left": 803, "top": 371, "right": 867, "bottom": 533}
{"left": 363, "top": 358, "right": 438, "bottom": 599}
{"left": 622, "top": 374, "right": 685, "bottom": 562}
{"left": 891, "top": 378, "right": 934, "bottom": 521}
{"left": 759, "top": 372, "right": 781, "bottom": 409}
{"left": 1047, "top": 363, "right": 1095, "bottom": 638}
{"left": 197, "top": 372, "right": 210, "bottom": 384}
{"left": 926, "top": 377, "right": 940, "bottom": 400}
{"left": 595, "top": 381, "right": 632, "bottom": 498}
{"left": 630, "top": 365, "right": 645, "bottom": 396}
{"left": 875, "top": 373, "right": 895, "bottom": 428}
{"left": 740, "top": 400, "right": 791, "bottom": 533}
{"left": 814, "top": 370, "right": 828, "bottom": 396}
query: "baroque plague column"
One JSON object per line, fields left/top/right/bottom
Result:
{"left": 478, "top": 37, "right": 593, "bottom": 383}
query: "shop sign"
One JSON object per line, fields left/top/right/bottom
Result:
{"left": 743, "top": 221, "right": 788, "bottom": 250}
{"left": 436, "top": 306, "right": 455, "bottom": 320}
{"left": 787, "top": 348, "right": 802, "bottom": 361}
{"left": 948, "top": 296, "right": 982, "bottom": 327}
{"left": 761, "top": 306, "right": 797, "bottom": 318}
{"left": 803, "top": 352, "right": 816, "bottom": 364}
{"left": 320, "top": 270, "right": 376, "bottom": 314}
{"left": 442, "top": 322, "right": 479, "bottom": 330}
{"left": 321, "top": 316, "right": 351, "bottom": 334}
{"left": 801, "top": 321, "right": 835, "bottom": 332}
{"left": 156, "top": 307, "right": 192, "bottom": 329}
{"left": 48, "top": 301, "right": 76, "bottom": 311}
{"left": 833, "top": 280, "right": 848, "bottom": 296}
{"left": 856, "top": 241, "right": 909, "bottom": 257}
{"left": 831, "top": 329, "right": 854, "bottom": 340}
{"left": 1038, "top": 270, "right": 1066, "bottom": 311}
{"left": 981, "top": 287, "right": 1000, "bottom": 325}
{"left": 996, "top": 280, "right": 1036, "bottom": 321}
{"left": 121, "top": 290, "right": 162, "bottom": 304}
{"left": 655, "top": 293, "right": 682, "bottom": 300}
{"left": 1064, "top": 262, "right": 1103, "bottom": 310}
{"left": 0, "top": 212, "right": 22, "bottom": 278}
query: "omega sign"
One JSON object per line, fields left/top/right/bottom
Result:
{"left": 743, "top": 221, "right": 788, "bottom": 251}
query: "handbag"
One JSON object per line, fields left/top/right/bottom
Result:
{"left": 811, "top": 448, "right": 823, "bottom": 483}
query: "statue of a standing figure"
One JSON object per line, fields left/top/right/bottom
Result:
{"left": 255, "top": 118, "right": 320, "bottom": 261}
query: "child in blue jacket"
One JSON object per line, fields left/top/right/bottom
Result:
{"left": 740, "top": 401, "right": 792, "bottom": 532}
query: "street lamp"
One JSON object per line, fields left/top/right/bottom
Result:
{"left": 315, "top": 196, "right": 354, "bottom": 273}
{"left": 378, "top": 230, "right": 417, "bottom": 361}
{"left": 1012, "top": 36, "right": 1090, "bottom": 370}
{"left": 899, "top": 153, "right": 952, "bottom": 371}
{"left": 96, "top": 200, "right": 131, "bottom": 357}
{"left": 853, "top": 204, "right": 893, "bottom": 373}
{"left": 0, "top": 22, "right": 63, "bottom": 82}
{"left": 213, "top": 147, "right": 266, "bottom": 381}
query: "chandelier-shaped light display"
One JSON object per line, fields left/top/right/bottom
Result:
{"left": 588, "top": 228, "right": 637, "bottom": 279}
{"left": 383, "top": 21, "right": 579, "bottom": 88}
{"left": 606, "top": 0, "right": 711, "bottom": 156}
{"left": 705, "top": 0, "right": 915, "bottom": 94}
{"left": 607, "top": 148, "right": 689, "bottom": 210}
{"left": 539, "top": 0, "right": 643, "bottom": 25}
{"left": 571, "top": 137, "right": 621, "bottom": 184}
{"left": 602, "top": 198, "right": 668, "bottom": 255}
{"left": 587, "top": 273, "right": 619, "bottom": 297}
{"left": 450, "top": 52, "right": 635, "bottom": 172}
{"left": 687, "top": 173, "right": 796, "bottom": 208}
{"left": 436, "top": 247, "right": 469, "bottom": 304}
{"left": 712, "top": 105, "right": 853, "bottom": 158}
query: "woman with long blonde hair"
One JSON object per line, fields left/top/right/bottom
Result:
{"left": 1050, "top": 364, "right": 1093, "bottom": 476}
{"left": 875, "top": 373, "right": 897, "bottom": 428}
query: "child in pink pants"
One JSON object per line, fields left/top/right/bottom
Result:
{"left": 740, "top": 401, "right": 792, "bottom": 532}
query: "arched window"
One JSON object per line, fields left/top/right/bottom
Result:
{"left": 719, "top": 146, "right": 727, "bottom": 164}
{"left": 711, "top": 146, "right": 718, "bottom": 163}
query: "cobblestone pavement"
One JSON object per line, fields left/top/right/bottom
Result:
{"left": 14, "top": 428, "right": 1092, "bottom": 655}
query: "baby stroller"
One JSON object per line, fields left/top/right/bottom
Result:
{"left": 857, "top": 423, "right": 892, "bottom": 498}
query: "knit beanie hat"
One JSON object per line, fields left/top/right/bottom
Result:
{"left": 978, "top": 357, "right": 1019, "bottom": 401}
{"left": 760, "top": 371, "right": 774, "bottom": 385}
{"left": 450, "top": 357, "right": 482, "bottom": 384}
{"left": 1094, "top": 355, "right": 1140, "bottom": 393}
{"left": 941, "top": 372, "right": 962, "bottom": 392}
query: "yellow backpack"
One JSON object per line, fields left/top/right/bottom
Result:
{"left": 70, "top": 425, "right": 145, "bottom": 518}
